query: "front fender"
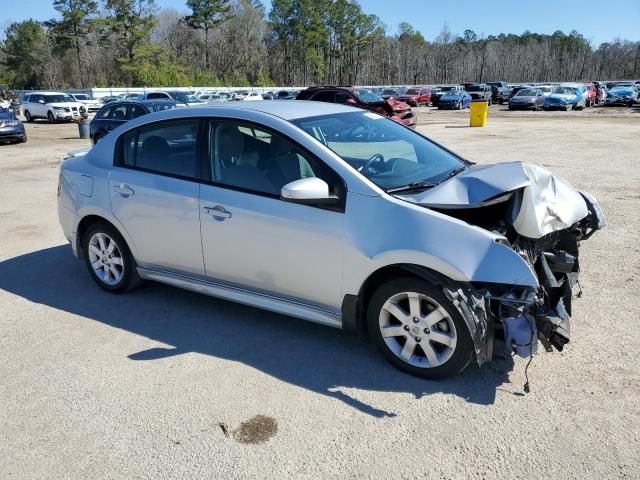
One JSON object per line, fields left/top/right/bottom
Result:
{"left": 342, "top": 193, "right": 538, "bottom": 297}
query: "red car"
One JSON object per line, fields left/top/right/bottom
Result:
{"left": 396, "top": 86, "right": 432, "bottom": 107}
{"left": 583, "top": 82, "right": 597, "bottom": 107}
{"left": 296, "top": 86, "right": 417, "bottom": 128}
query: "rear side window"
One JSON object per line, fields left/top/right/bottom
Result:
{"left": 147, "top": 92, "right": 170, "bottom": 100}
{"left": 119, "top": 119, "right": 200, "bottom": 179}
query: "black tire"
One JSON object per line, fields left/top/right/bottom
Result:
{"left": 21, "top": 134, "right": 27, "bottom": 143}
{"left": 93, "top": 132, "right": 103, "bottom": 145}
{"left": 24, "top": 110, "right": 33, "bottom": 122}
{"left": 47, "top": 111, "right": 55, "bottom": 123}
{"left": 456, "top": 101, "right": 462, "bottom": 110}
{"left": 367, "top": 277, "right": 474, "bottom": 379}
{"left": 82, "top": 222, "right": 142, "bottom": 293}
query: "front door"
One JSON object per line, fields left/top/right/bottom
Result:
{"left": 199, "top": 120, "right": 346, "bottom": 311}
{"left": 109, "top": 118, "right": 204, "bottom": 276}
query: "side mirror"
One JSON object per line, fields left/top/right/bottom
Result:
{"left": 280, "top": 177, "right": 339, "bottom": 206}
{"left": 345, "top": 98, "right": 357, "bottom": 105}
{"left": 38, "top": 99, "right": 45, "bottom": 104}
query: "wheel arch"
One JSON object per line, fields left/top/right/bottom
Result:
{"left": 342, "top": 263, "right": 452, "bottom": 336}
{"left": 76, "top": 214, "right": 128, "bottom": 260}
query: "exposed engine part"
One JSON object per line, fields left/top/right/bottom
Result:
{"left": 503, "top": 314, "right": 538, "bottom": 357}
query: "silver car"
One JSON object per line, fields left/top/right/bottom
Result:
{"left": 57, "top": 102, "right": 605, "bottom": 378}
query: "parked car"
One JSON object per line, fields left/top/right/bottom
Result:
{"left": 275, "top": 90, "right": 299, "bottom": 100}
{"left": 543, "top": 83, "right": 587, "bottom": 110}
{"left": 604, "top": 86, "right": 637, "bottom": 106}
{"left": 21, "top": 92, "right": 87, "bottom": 123}
{"left": 90, "top": 100, "right": 178, "bottom": 144}
{"left": 437, "top": 90, "right": 472, "bottom": 110}
{"left": 57, "top": 101, "right": 604, "bottom": 378}
{"left": 508, "top": 88, "right": 546, "bottom": 110}
{"left": 583, "top": 83, "right": 597, "bottom": 107}
{"left": 138, "top": 91, "right": 173, "bottom": 101}
{"left": 509, "top": 84, "right": 534, "bottom": 98}
{"left": 198, "top": 93, "right": 224, "bottom": 102}
{"left": 296, "top": 86, "right": 416, "bottom": 128}
{"left": 485, "top": 81, "right": 511, "bottom": 104}
{"left": 465, "top": 84, "right": 493, "bottom": 104}
{"left": 0, "top": 106, "right": 26, "bottom": 144}
{"left": 536, "top": 85, "right": 554, "bottom": 96}
{"left": 396, "top": 87, "right": 432, "bottom": 107}
{"left": 242, "top": 92, "right": 264, "bottom": 101}
{"left": 432, "top": 85, "right": 464, "bottom": 106}
{"left": 379, "top": 88, "right": 398, "bottom": 100}
{"left": 69, "top": 93, "right": 103, "bottom": 114}
{"left": 166, "top": 91, "right": 204, "bottom": 106}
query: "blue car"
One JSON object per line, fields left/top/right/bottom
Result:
{"left": 0, "top": 105, "right": 26, "bottom": 144}
{"left": 604, "top": 86, "right": 637, "bottom": 106}
{"left": 543, "top": 83, "right": 587, "bottom": 111}
{"left": 437, "top": 91, "right": 472, "bottom": 110}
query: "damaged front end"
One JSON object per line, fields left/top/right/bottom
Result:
{"left": 402, "top": 162, "right": 606, "bottom": 363}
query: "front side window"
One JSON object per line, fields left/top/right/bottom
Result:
{"left": 293, "top": 112, "right": 466, "bottom": 191}
{"left": 120, "top": 119, "right": 200, "bottom": 179}
{"left": 208, "top": 121, "right": 343, "bottom": 202}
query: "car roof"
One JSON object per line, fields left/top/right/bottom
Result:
{"left": 28, "top": 91, "right": 67, "bottom": 96}
{"left": 122, "top": 100, "right": 357, "bottom": 122}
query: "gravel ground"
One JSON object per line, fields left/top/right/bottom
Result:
{"left": 1, "top": 109, "right": 639, "bottom": 479}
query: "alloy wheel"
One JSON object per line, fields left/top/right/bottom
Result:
{"left": 378, "top": 291, "right": 457, "bottom": 368}
{"left": 88, "top": 232, "right": 125, "bottom": 286}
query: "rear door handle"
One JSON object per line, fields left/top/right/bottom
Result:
{"left": 113, "top": 183, "right": 134, "bottom": 196}
{"left": 202, "top": 205, "right": 232, "bottom": 220}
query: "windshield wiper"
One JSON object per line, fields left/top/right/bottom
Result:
{"left": 386, "top": 181, "right": 438, "bottom": 194}
{"left": 437, "top": 166, "right": 467, "bottom": 184}
{"left": 386, "top": 166, "right": 467, "bottom": 194}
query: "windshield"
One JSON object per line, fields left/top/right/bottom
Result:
{"left": 292, "top": 111, "right": 465, "bottom": 191}
{"left": 381, "top": 89, "right": 396, "bottom": 95}
{"left": 610, "top": 87, "right": 633, "bottom": 93}
{"left": 552, "top": 87, "right": 577, "bottom": 95}
{"left": 45, "top": 94, "right": 75, "bottom": 103}
{"left": 466, "top": 85, "right": 483, "bottom": 92}
{"left": 353, "top": 89, "right": 383, "bottom": 104}
{"left": 516, "top": 89, "right": 537, "bottom": 96}
{"left": 73, "top": 94, "right": 89, "bottom": 100}
{"left": 405, "top": 88, "right": 420, "bottom": 95}
{"left": 440, "top": 87, "right": 454, "bottom": 92}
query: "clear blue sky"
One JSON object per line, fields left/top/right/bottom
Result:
{"left": 2, "top": 0, "right": 639, "bottom": 46}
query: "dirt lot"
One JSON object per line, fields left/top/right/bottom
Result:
{"left": 1, "top": 107, "right": 639, "bottom": 479}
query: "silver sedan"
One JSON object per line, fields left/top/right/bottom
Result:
{"left": 57, "top": 101, "right": 605, "bottom": 378}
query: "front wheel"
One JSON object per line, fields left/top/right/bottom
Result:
{"left": 82, "top": 223, "right": 141, "bottom": 293}
{"left": 47, "top": 111, "right": 55, "bottom": 123}
{"left": 24, "top": 110, "right": 33, "bottom": 122}
{"left": 367, "top": 277, "right": 474, "bottom": 379}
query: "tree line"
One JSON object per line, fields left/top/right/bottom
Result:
{"left": 1, "top": 0, "right": 638, "bottom": 90}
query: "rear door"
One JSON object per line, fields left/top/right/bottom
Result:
{"left": 109, "top": 118, "right": 205, "bottom": 276}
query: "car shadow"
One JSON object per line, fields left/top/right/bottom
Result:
{"left": 0, "top": 245, "right": 517, "bottom": 418}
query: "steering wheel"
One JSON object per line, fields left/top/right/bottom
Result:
{"left": 360, "top": 153, "right": 385, "bottom": 175}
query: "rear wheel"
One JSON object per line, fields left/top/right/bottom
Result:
{"left": 82, "top": 223, "right": 142, "bottom": 293}
{"left": 367, "top": 277, "right": 474, "bottom": 379}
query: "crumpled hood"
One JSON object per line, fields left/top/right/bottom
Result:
{"left": 398, "top": 161, "right": 591, "bottom": 239}
{"left": 386, "top": 98, "right": 411, "bottom": 111}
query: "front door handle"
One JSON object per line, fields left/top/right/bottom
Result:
{"left": 113, "top": 183, "right": 134, "bottom": 196}
{"left": 203, "top": 205, "right": 232, "bottom": 220}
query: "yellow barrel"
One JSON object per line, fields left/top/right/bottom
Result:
{"left": 470, "top": 100, "right": 489, "bottom": 127}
